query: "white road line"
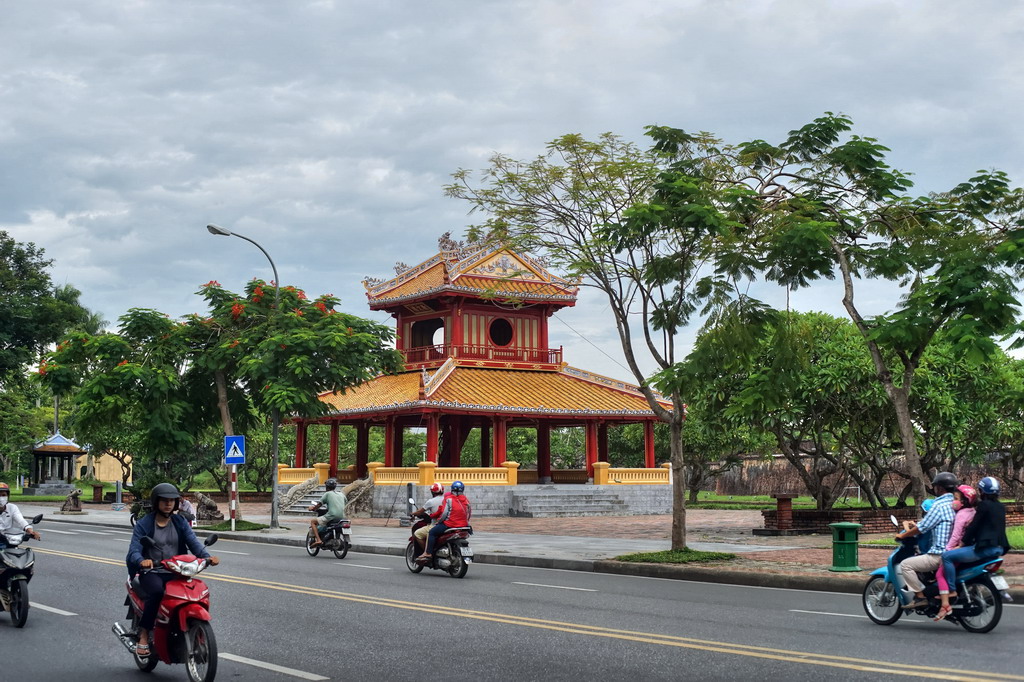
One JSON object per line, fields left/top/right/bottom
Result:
{"left": 71, "top": 529, "right": 111, "bottom": 535}
{"left": 513, "top": 581, "right": 597, "bottom": 592}
{"left": 41, "top": 528, "right": 78, "bottom": 535}
{"left": 30, "top": 603, "right": 77, "bottom": 616}
{"left": 789, "top": 609, "right": 867, "bottom": 619}
{"left": 105, "top": 530, "right": 135, "bottom": 535}
{"left": 333, "top": 563, "right": 390, "bottom": 570}
{"left": 215, "top": 550, "right": 250, "bottom": 556}
{"left": 115, "top": 538, "right": 130, "bottom": 542}
{"left": 221, "top": 653, "right": 328, "bottom": 680}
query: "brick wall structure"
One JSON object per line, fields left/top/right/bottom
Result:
{"left": 762, "top": 503, "right": 1024, "bottom": 534}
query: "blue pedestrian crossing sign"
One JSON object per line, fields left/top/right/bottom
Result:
{"left": 224, "top": 435, "right": 245, "bottom": 465}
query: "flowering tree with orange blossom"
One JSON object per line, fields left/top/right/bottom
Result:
{"left": 40, "top": 279, "right": 402, "bottom": 491}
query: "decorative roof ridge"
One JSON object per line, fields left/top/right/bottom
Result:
{"left": 423, "top": 357, "right": 457, "bottom": 397}
{"left": 368, "top": 283, "right": 578, "bottom": 307}
{"left": 560, "top": 365, "right": 670, "bottom": 405}
{"left": 363, "top": 255, "right": 445, "bottom": 296}
{"left": 33, "top": 431, "right": 88, "bottom": 452}
{"left": 325, "top": 400, "right": 662, "bottom": 418}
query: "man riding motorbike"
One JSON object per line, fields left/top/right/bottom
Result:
{"left": 417, "top": 480, "right": 471, "bottom": 563}
{"left": 0, "top": 482, "right": 40, "bottom": 547}
{"left": 894, "top": 471, "right": 958, "bottom": 610}
{"left": 125, "top": 483, "right": 219, "bottom": 657}
{"left": 308, "top": 478, "right": 346, "bottom": 547}
{"left": 410, "top": 483, "right": 445, "bottom": 553}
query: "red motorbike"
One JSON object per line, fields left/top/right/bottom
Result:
{"left": 404, "top": 498, "right": 473, "bottom": 579}
{"left": 113, "top": 534, "right": 219, "bottom": 682}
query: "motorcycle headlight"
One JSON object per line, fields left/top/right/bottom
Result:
{"left": 172, "top": 559, "right": 202, "bottom": 577}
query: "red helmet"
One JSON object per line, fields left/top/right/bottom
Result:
{"left": 429, "top": 483, "right": 444, "bottom": 495}
{"left": 957, "top": 484, "right": 978, "bottom": 507}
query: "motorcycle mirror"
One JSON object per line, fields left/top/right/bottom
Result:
{"left": 30, "top": 514, "right": 44, "bottom": 524}
{"left": 890, "top": 515, "right": 899, "bottom": 527}
{"left": 204, "top": 533, "right": 219, "bottom": 547}
{"left": 408, "top": 498, "right": 416, "bottom": 505}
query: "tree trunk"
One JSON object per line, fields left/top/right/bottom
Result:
{"left": 888, "top": 389, "right": 928, "bottom": 504}
{"left": 669, "top": 413, "right": 687, "bottom": 550}
{"left": 213, "top": 369, "right": 234, "bottom": 437}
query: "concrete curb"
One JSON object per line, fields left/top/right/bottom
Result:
{"left": 37, "top": 514, "right": 1024, "bottom": 600}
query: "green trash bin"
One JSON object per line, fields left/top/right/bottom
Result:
{"left": 828, "top": 522, "right": 863, "bottom": 572}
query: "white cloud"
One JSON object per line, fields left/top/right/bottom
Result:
{"left": 2, "top": 0, "right": 1022, "bottom": 382}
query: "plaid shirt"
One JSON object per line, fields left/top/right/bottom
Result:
{"left": 916, "top": 493, "right": 955, "bottom": 554}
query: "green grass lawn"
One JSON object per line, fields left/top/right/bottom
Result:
{"left": 862, "top": 526, "right": 1024, "bottom": 551}
{"left": 614, "top": 549, "right": 736, "bottom": 564}
{"left": 197, "top": 520, "right": 268, "bottom": 532}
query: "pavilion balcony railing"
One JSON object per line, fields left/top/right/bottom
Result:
{"left": 402, "top": 344, "right": 562, "bottom": 365}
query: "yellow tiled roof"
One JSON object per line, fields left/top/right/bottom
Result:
{"left": 318, "top": 365, "right": 668, "bottom": 418}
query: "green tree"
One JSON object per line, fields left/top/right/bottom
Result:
{"left": 41, "top": 281, "right": 403, "bottom": 491}
{"left": 0, "top": 232, "right": 93, "bottom": 386}
{"left": 643, "top": 114, "right": 1024, "bottom": 504}
{"left": 447, "top": 133, "right": 736, "bottom": 549}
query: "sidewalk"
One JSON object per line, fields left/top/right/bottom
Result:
{"left": 17, "top": 501, "right": 1024, "bottom": 598}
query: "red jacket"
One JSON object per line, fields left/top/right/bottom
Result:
{"left": 432, "top": 492, "right": 471, "bottom": 527}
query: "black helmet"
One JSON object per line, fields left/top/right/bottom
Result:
{"left": 930, "top": 471, "right": 959, "bottom": 491}
{"left": 324, "top": 478, "right": 338, "bottom": 491}
{"left": 150, "top": 482, "right": 181, "bottom": 510}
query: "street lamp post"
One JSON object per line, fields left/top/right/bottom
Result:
{"left": 206, "top": 224, "right": 283, "bottom": 530}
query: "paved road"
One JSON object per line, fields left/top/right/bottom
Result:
{"left": 3, "top": 522, "right": 1023, "bottom": 681}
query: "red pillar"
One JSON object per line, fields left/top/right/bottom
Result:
{"left": 355, "top": 424, "right": 369, "bottom": 478}
{"left": 493, "top": 416, "right": 507, "bottom": 466}
{"left": 450, "top": 417, "right": 463, "bottom": 467}
{"left": 644, "top": 421, "right": 656, "bottom": 468}
{"left": 597, "top": 423, "right": 609, "bottom": 463}
{"left": 480, "top": 424, "right": 491, "bottom": 467}
{"left": 383, "top": 418, "right": 394, "bottom": 467}
{"left": 585, "top": 421, "right": 598, "bottom": 479}
{"left": 426, "top": 413, "right": 439, "bottom": 463}
{"left": 328, "top": 422, "right": 339, "bottom": 477}
{"left": 393, "top": 423, "right": 404, "bottom": 467}
{"left": 537, "top": 422, "right": 551, "bottom": 482}
{"left": 295, "top": 421, "right": 308, "bottom": 468}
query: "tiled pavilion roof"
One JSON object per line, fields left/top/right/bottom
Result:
{"left": 362, "top": 239, "right": 578, "bottom": 309}
{"left": 318, "top": 360, "right": 670, "bottom": 419}
{"left": 32, "top": 432, "right": 87, "bottom": 453}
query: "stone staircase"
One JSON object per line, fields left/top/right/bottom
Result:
{"left": 282, "top": 485, "right": 328, "bottom": 516}
{"left": 508, "top": 486, "right": 629, "bottom": 517}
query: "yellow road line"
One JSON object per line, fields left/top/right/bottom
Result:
{"left": 37, "top": 547, "right": 1022, "bottom": 681}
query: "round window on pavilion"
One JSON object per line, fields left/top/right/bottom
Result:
{"left": 489, "top": 318, "right": 514, "bottom": 347}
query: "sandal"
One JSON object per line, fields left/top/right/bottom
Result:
{"left": 933, "top": 605, "right": 953, "bottom": 622}
{"left": 135, "top": 643, "right": 151, "bottom": 657}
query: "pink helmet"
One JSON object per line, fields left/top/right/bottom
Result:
{"left": 957, "top": 484, "right": 978, "bottom": 507}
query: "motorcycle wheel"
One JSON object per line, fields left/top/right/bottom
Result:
{"left": 862, "top": 575, "right": 901, "bottom": 625}
{"left": 184, "top": 619, "right": 218, "bottom": 682}
{"left": 405, "top": 542, "right": 424, "bottom": 573}
{"left": 332, "top": 537, "right": 349, "bottom": 560}
{"left": 9, "top": 580, "right": 29, "bottom": 628}
{"left": 305, "top": 529, "right": 320, "bottom": 557}
{"left": 447, "top": 546, "right": 468, "bottom": 579}
{"left": 132, "top": 614, "right": 158, "bottom": 672}
{"left": 958, "top": 578, "right": 1002, "bottom": 633}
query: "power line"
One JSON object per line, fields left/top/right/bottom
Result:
{"left": 551, "top": 312, "right": 633, "bottom": 375}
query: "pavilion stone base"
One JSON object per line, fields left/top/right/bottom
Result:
{"left": 21, "top": 481, "right": 77, "bottom": 496}
{"left": 371, "top": 484, "right": 672, "bottom": 518}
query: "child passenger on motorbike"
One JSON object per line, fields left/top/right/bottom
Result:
{"left": 125, "top": 483, "right": 219, "bottom": 657}
{"left": 894, "top": 472, "right": 958, "bottom": 610}
{"left": 933, "top": 484, "right": 978, "bottom": 621}
{"left": 937, "top": 477, "right": 1011, "bottom": 616}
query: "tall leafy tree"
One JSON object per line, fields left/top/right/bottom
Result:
{"left": 447, "top": 133, "right": 739, "bottom": 549}
{"left": 643, "top": 114, "right": 1024, "bottom": 503}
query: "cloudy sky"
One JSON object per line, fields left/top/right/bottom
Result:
{"left": 3, "top": 1, "right": 1022, "bottom": 383}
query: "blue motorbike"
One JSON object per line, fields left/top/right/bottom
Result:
{"left": 861, "top": 515, "right": 1007, "bottom": 633}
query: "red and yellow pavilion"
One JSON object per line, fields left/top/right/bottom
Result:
{"left": 288, "top": 236, "right": 671, "bottom": 486}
